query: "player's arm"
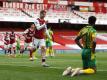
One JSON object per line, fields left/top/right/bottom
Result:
{"left": 23, "top": 29, "right": 28, "bottom": 39}
{"left": 3, "top": 36, "right": 6, "bottom": 44}
{"left": 75, "top": 35, "right": 84, "bottom": 49}
{"left": 50, "top": 30, "right": 54, "bottom": 41}
{"left": 14, "top": 34, "right": 16, "bottom": 41}
{"left": 34, "top": 20, "right": 47, "bottom": 30}
{"left": 75, "top": 27, "right": 87, "bottom": 49}
{"left": 32, "top": 37, "right": 34, "bottom": 42}
{"left": 92, "top": 41, "right": 96, "bottom": 53}
{"left": 51, "top": 34, "right": 54, "bottom": 41}
{"left": 23, "top": 33, "right": 27, "bottom": 38}
{"left": 91, "top": 33, "right": 96, "bottom": 53}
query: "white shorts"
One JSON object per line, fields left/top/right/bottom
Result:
{"left": 24, "top": 42, "right": 33, "bottom": 49}
{"left": 4, "top": 44, "right": 10, "bottom": 49}
{"left": 33, "top": 38, "right": 45, "bottom": 49}
{"left": 9, "top": 43, "right": 16, "bottom": 49}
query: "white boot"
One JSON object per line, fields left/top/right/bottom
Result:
{"left": 62, "top": 67, "right": 72, "bottom": 76}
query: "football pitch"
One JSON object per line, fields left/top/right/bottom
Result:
{"left": 0, "top": 52, "right": 107, "bottom": 80}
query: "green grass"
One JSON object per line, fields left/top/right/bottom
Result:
{"left": 0, "top": 52, "right": 107, "bottom": 80}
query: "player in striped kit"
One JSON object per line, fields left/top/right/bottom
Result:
{"left": 62, "top": 16, "right": 97, "bottom": 77}
{"left": 45, "top": 28, "right": 54, "bottom": 57}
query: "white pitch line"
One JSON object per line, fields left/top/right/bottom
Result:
{"left": 0, "top": 62, "right": 107, "bottom": 72}
{"left": 49, "top": 67, "right": 63, "bottom": 69}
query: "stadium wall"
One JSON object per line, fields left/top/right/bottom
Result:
{"left": 0, "top": 22, "right": 107, "bottom": 31}
{"left": 48, "top": 23, "right": 107, "bottom": 31}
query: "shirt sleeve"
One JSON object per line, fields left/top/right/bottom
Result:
{"left": 92, "top": 31, "right": 97, "bottom": 41}
{"left": 24, "top": 29, "right": 29, "bottom": 34}
{"left": 3, "top": 34, "right": 5, "bottom": 42}
{"left": 34, "top": 20, "right": 46, "bottom": 30}
{"left": 78, "top": 27, "right": 88, "bottom": 37}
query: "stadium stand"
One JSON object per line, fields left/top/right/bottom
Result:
{"left": 73, "top": 11, "right": 107, "bottom": 21}
{"left": 0, "top": 7, "right": 106, "bottom": 24}
{"left": 0, "top": 0, "right": 106, "bottom": 50}
{"left": 0, "top": 31, "right": 107, "bottom": 50}
{"left": 0, "top": 7, "right": 28, "bottom": 18}
{"left": 76, "top": 0, "right": 106, "bottom": 2}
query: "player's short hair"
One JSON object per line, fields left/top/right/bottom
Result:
{"left": 40, "top": 10, "right": 46, "bottom": 14}
{"left": 88, "top": 16, "right": 96, "bottom": 25}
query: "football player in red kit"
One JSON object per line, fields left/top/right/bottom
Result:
{"left": 33, "top": 10, "right": 50, "bottom": 67}
{"left": 4, "top": 32, "right": 10, "bottom": 55}
{"left": 23, "top": 23, "right": 35, "bottom": 60}
{"left": 9, "top": 31, "right": 16, "bottom": 57}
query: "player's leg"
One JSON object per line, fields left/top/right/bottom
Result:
{"left": 4, "top": 44, "right": 10, "bottom": 56}
{"left": 62, "top": 67, "right": 94, "bottom": 77}
{"left": 26, "top": 43, "right": 33, "bottom": 61}
{"left": 89, "top": 52, "right": 97, "bottom": 72}
{"left": 6, "top": 45, "right": 9, "bottom": 55}
{"left": 21, "top": 42, "right": 28, "bottom": 54}
{"left": 70, "top": 68, "right": 81, "bottom": 77}
{"left": 16, "top": 44, "right": 20, "bottom": 54}
{"left": 30, "top": 38, "right": 39, "bottom": 60}
{"left": 9, "top": 44, "right": 12, "bottom": 56}
{"left": 45, "top": 41, "right": 49, "bottom": 57}
{"left": 32, "top": 42, "right": 38, "bottom": 60}
{"left": 62, "top": 67, "right": 72, "bottom": 76}
{"left": 29, "top": 42, "right": 37, "bottom": 60}
{"left": 46, "top": 41, "right": 54, "bottom": 57}
{"left": 82, "top": 48, "right": 91, "bottom": 69}
{"left": 16, "top": 46, "right": 20, "bottom": 56}
{"left": 18, "top": 47, "right": 22, "bottom": 56}
{"left": 62, "top": 66, "right": 78, "bottom": 76}
{"left": 83, "top": 49, "right": 97, "bottom": 72}
{"left": 29, "top": 48, "right": 34, "bottom": 61}
{"left": 49, "top": 41, "right": 54, "bottom": 57}
{"left": 49, "top": 46, "right": 54, "bottom": 57}
{"left": 71, "top": 68, "right": 95, "bottom": 77}
{"left": 4, "top": 49, "right": 6, "bottom": 55}
{"left": 40, "top": 39, "right": 49, "bottom": 67}
{"left": 81, "top": 68, "right": 95, "bottom": 74}
{"left": 19, "top": 46, "right": 24, "bottom": 55}
{"left": 4, "top": 45, "right": 7, "bottom": 55}
{"left": 13, "top": 43, "right": 16, "bottom": 54}
{"left": 11, "top": 43, "right": 16, "bottom": 57}
{"left": 25, "top": 42, "right": 33, "bottom": 59}
{"left": 46, "top": 47, "right": 49, "bottom": 57}
{"left": 32, "top": 48, "right": 38, "bottom": 60}
{"left": 23, "top": 42, "right": 28, "bottom": 53}
{"left": 48, "top": 42, "right": 52, "bottom": 57}
{"left": 7, "top": 44, "right": 10, "bottom": 56}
